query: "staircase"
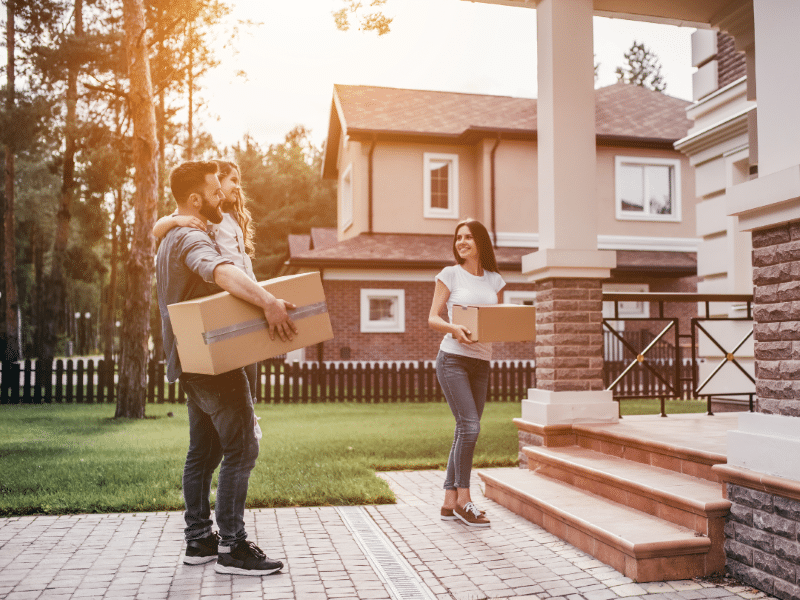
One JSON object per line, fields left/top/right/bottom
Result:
{"left": 479, "top": 417, "right": 731, "bottom": 582}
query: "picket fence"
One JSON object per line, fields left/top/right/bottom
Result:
{"left": 0, "top": 358, "right": 537, "bottom": 405}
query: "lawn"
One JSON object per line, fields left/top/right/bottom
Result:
{"left": 0, "top": 398, "right": 706, "bottom": 517}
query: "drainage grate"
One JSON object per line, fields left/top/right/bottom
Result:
{"left": 336, "top": 506, "right": 438, "bottom": 600}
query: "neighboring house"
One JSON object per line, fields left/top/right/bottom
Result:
{"left": 286, "top": 82, "right": 700, "bottom": 362}
{"left": 675, "top": 31, "right": 755, "bottom": 407}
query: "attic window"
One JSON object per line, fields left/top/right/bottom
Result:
{"left": 615, "top": 156, "right": 681, "bottom": 222}
{"left": 423, "top": 153, "right": 459, "bottom": 219}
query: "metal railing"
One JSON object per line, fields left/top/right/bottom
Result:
{"left": 602, "top": 292, "right": 754, "bottom": 416}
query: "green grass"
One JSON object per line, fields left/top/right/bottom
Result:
{"left": 0, "top": 398, "right": 707, "bottom": 517}
{"left": 618, "top": 398, "right": 708, "bottom": 415}
{"left": 0, "top": 402, "right": 522, "bottom": 517}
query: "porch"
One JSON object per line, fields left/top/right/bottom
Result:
{"left": 479, "top": 413, "right": 742, "bottom": 582}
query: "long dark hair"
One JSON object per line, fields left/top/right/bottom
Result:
{"left": 452, "top": 218, "right": 499, "bottom": 274}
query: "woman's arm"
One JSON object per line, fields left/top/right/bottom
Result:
{"left": 428, "top": 279, "right": 474, "bottom": 345}
{"left": 153, "top": 214, "right": 206, "bottom": 240}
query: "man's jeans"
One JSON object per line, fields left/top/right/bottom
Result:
{"left": 436, "top": 351, "right": 490, "bottom": 490}
{"left": 180, "top": 367, "right": 259, "bottom": 547}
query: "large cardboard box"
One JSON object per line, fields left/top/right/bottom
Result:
{"left": 452, "top": 304, "right": 536, "bottom": 343}
{"left": 168, "top": 272, "right": 333, "bottom": 375}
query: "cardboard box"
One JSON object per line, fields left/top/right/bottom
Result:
{"left": 168, "top": 271, "right": 333, "bottom": 375}
{"left": 451, "top": 304, "right": 536, "bottom": 343}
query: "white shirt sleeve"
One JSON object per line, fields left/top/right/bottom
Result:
{"left": 491, "top": 271, "right": 505, "bottom": 293}
{"left": 435, "top": 266, "right": 454, "bottom": 291}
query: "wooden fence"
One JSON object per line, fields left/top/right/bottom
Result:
{"left": 603, "top": 358, "right": 696, "bottom": 400}
{"left": 0, "top": 358, "right": 536, "bottom": 405}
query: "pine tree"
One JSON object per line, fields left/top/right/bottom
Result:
{"left": 615, "top": 41, "right": 666, "bottom": 93}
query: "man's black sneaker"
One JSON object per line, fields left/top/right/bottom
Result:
{"left": 183, "top": 532, "right": 220, "bottom": 565}
{"left": 214, "top": 540, "right": 284, "bottom": 576}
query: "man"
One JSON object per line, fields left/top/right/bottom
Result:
{"left": 156, "top": 161, "right": 296, "bottom": 576}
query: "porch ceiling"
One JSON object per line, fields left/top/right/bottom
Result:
{"left": 463, "top": 0, "right": 739, "bottom": 28}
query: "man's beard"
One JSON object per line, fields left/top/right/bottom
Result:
{"left": 199, "top": 196, "right": 223, "bottom": 224}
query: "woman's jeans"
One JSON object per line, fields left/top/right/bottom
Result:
{"left": 180, "top": 367, "right": 259, "bottom": 547}
{"left": 436, "top": 351, "right": 490, "bottom": 490}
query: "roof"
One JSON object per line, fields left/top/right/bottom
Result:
{"left": 323, "top": 83, "right": 692, "bottom": 178}
{"left": 287, "top": 232, "right": 696, "bottom": 277}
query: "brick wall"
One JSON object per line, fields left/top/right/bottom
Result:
{"left": 725, "top": 484, "right": 800, "bottom": 600}
{"left": 320, "top": 279, "right": 537, "bottom": 362}
{"left": 534, "top": 278, "right": 604, "bottom": 392}
{"left": 717, "top": 32, "right": 747, "bottom": 89}
{"left": 752, "top": 221, "right": 800, "bottom": 415}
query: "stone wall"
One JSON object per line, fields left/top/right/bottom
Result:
{"left": 725, "top": 484, "right": 800, "bottom": 600}
{"left": 534, "top": 278, "right": 604, "bottom": 392}
{"left": 751, "top": 221, "right": 800, "bottom": 416}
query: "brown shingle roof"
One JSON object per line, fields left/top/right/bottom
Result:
{"left": 288, "top": 232, "right": 695, "bottom": 276}
{"left": 334, "top": 83, "right": 691, "bottom": 141}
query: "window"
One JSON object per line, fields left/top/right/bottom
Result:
{"left": 341, "top": 164, "right": 353, "bottom": 230}
{"left": 360, "top": 289, "right": 405, "bottom": 333}
{"left": 503, "top": 290, "right": 537, "bottom": 306}
{"left": 424, "top": 153, "right": 459, "bottom": 219}
{"left": 602, "top": 283, "right": 649, "bottom": 322}
{"left": 615, "top": 156, "right": 681, "bottom": 222}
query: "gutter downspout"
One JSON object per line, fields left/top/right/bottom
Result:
{"left": 368, "top": 136, "right": 377, "bottom": 234}
{"left": 490, "top": 135, "right": 501, "bottom": 248}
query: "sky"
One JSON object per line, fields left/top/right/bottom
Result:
{"left": 201, "top": 0, "right": 696, "bottom": 150}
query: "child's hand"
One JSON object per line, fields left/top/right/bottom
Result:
{"left": 174, "top": 215, "right": 206, "bottom": 231}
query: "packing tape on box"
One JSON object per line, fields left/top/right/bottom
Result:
{"left": 202, "top": 301, "right": 328, "bottom": 345}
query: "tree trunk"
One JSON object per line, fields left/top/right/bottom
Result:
{"left": 103, "top": 187, "right": 121, "bottom": 365}
{"left": 4, "top": 0, "right": 19, "bottom": 361}
{"left": 150, "top": 1, "right": 166, "bottom": 363}
{"left": 186, "top": 26, "right": 193, "bottom": 160}
{"left": 40, "top": 0, "right": 83, "bottom": 362}
{"left": 116, "top": 0, "right": 158, "bottom": 419}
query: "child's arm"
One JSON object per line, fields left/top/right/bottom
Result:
{"left": 153, "top": 214, "right": 207, "bottom": 240}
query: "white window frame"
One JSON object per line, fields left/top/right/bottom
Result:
{"left": 615, "top": 156, "right": 681, "bottom": 223}
{"left": 423, "top": 152, "right": 459, "bottom": 219}
{"left": 341, "top": 163, "right": 353, "bottom": 231}
{"left": 503, "top": 290, "right": 537, "bottom": 306}
{"left": 360, "top": 288, "right": 405, "bottom": 333}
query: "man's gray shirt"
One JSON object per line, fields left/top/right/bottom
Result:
{"left": 156, "top": 226, "right": 233, "bottom": 382}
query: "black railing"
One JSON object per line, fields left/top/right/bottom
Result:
{"left": 602, "top": 292, "right": 755, "bottom": 415}
{"left": 0, "top": 358, "right": 536, "bottom": 405}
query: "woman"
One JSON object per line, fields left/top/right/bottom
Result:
{"left": 153, "top": 160, "right": 260, "bottom": 404}
{"left": 428, "top": 218, "right": 504, "bottom": 528}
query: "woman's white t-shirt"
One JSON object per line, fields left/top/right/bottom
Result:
{"left": 436, "top": 264, "right": 505, "bottom": 361}
{"left": 209, "top": 212, "right": 255, "bottom": 281}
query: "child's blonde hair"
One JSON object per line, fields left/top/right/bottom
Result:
{"left": 213, "top": 159, "right": 255, "bottom": 257}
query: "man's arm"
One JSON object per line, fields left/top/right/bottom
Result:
{"left": 213, "top": 263, "right": 298, "bottom": 342}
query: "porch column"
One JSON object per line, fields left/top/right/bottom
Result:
{"left": 520, "top": 0, "right": 617, "bottom": 431}
{"left": 721, "top": 3, "right": 800, "bottom": 597}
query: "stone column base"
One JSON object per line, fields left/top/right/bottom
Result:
{"left": 521, "top": 389, "right": 619, "bottom": 427}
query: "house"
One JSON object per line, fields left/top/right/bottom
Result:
{"left": 286, "top": 82, "right": 699, "bottom": 363}
{"left": 398, "top": 0, "right": 797, "bottom": 593}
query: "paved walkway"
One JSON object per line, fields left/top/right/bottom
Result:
{"left": 0, "top": 469, "right": 772, "bottom": 600}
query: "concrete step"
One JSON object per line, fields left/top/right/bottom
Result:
{"left": 571, "top": 421, "right": 728, "bottom": 483}
{"left": 522, "top": 445, "right": 728, "bottom": 572}
{"left": 479, "top": 468, "right": 718, "bottom": 582}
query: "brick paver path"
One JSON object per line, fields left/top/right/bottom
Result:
{"left": 0, "top": 469, "right": 772, "bottom": 600}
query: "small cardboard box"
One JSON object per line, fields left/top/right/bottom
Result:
{"left": 167, "top": 271, "right": 333, "bottom": 375}
{"left": 452, "top": 304, "right": 536, "bottom": 343}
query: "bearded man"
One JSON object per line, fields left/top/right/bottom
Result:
{"left": 156, "top": 160, "right": 296, "bottom": 576}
